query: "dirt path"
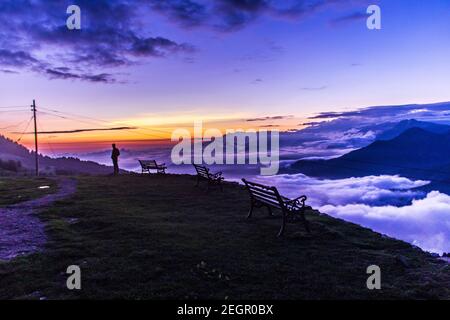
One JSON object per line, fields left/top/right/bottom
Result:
{"left": 0, "top": 178, "right": 77, "bottom": 261}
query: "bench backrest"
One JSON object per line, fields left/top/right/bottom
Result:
{"left": 193, "top": 164, "right": 211, "bottom": 179}
{"left": 139, "top": 160, "right": 158, "bottom": 169}
{"left": 242, "top": 179, "right": 284, "bottom": 210}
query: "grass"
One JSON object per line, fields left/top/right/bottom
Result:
{"left": 0, "top": 174, "right": 449, "bottom": 299}
{"left": 0, "top": 177, "right": 57, "bottom": 206}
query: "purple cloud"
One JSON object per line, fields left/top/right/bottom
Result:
{"left": 0, "top": 0, "right": 370, "bottom": 83}
{"left": 0, "top": 0, "right": 194, "bottom": 83}
{"left": 331, "top": 11, "right": 367, "bottom": 25}
{"left": 246, "top": 115, "right": 293, "bottom": 122}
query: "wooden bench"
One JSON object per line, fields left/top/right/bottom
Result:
{"left": 138, "top": 160, "right": 167, "bottom": 174}
{"left": 193, "top": 164, "right": 224, "bottom": 191}
{"left": 242, "top": 179, "right": 310, "bottom": 237}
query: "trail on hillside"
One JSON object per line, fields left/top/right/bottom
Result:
{"left": 0, "top": 178, "right": 77, "bottom": 260}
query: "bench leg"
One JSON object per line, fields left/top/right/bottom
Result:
{"left": 195, "top": 176, "right": 200, "bottom": 187}
{"left": 301, "top": 211, "right": 311, "bottom": 233}
{"left": 277, "top": 211, "right": 287, "bottom": 237}
{"left": 266, "top": 205, "right": 273, "bottom": 217}
{"left": 247, "top": 201, "right": 255, "bottom": 219}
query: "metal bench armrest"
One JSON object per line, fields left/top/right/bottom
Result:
{"left": 284, "top": 195, "right": 307, "bottom": 208}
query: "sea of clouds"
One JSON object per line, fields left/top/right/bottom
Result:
{"left": 255, "top": 174, "right": 450, "bottom": 254}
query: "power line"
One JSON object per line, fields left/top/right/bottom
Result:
{"left": 14, "top": 116, "right": 34, "bottom": 143}
{"left": 0, "top": 110, "right": 29, "bottom": 114}
{"left": 40, "top": 106, "right": 174, "bottom": 135}
{"left": 37, "top": 109, "right": 169, "bottom": 140}
{"left": 32, "top": 99, "right": 39, "bottom": 176}
{"left": 0, "top": 106, "right": 29, "bottom": 109}
{"left": 36, "top": 117, "right": 57, "bottom": 158}
{"left": 0, "top": 119, "right": 28, "bottom": 130}
{"left": 38, "top": 110, "right": 167, "bottom": 139}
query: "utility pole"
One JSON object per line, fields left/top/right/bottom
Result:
{"left": 32, "top": 99, "right": 39, "bottom": 176}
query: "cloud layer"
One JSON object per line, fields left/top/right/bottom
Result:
{"left": 321, "top": 192, "right": 450, "bottom": 255}
{"left": 256, "top": 174, "right": 429, "bottom": 207}
{"left": 255, "top": 173, "right": 449, "bottom": 254}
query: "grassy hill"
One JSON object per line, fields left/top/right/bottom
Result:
{"left": 0, "top": 174, "right": 449, "bottom": 299}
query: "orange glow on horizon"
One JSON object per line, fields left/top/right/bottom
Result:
{"left": 1, "top": 112, "right": 306, "bottom": 153}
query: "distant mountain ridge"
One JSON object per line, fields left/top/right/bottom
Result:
{"left": 377, "top": 119, "right": 450, "bottom": 141}
{"left": 289, "top": 127, "right": 450, "bottom": 185}
{"left": 0, "top": 135, "right": 115, "bottom": 175}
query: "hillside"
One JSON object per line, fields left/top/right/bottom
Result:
{"left": 0, "top": 135, "right": 114, "bottom": 175}
{"left": 0, "top": 174, "right": 449, "bottom": 299}
{"left": 289, "top": 128, "right": 450, "bottom": 183}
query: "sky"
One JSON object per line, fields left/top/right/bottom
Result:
{"left": 1, "top": 0, "right": 450, "bottom": 150}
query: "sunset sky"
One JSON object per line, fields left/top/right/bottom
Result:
{"left": 1, "top": 0, "right": 450, "bottom": 152}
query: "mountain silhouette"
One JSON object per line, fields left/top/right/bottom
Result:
{"left": 289, "top": 127, "right": 450, "bottom": 183}
{"left": 377, "top": 119, "right": 450, "bottom": 141}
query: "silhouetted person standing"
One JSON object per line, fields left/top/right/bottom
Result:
{"left": 111, "top": 144, "right": 120, "bottom": 175}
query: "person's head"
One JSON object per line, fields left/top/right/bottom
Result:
{"left": 112, "top": 143, "right": 116, "bottom": 149}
